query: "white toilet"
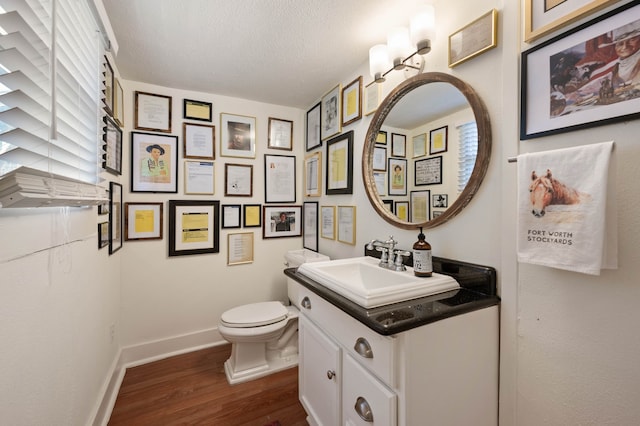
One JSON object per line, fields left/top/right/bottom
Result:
{"left": 218, "top": 249, "right": 329, "bottom": 385}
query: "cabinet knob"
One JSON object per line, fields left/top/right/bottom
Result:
{"left": 326, "top": 370, "right": 336, "bottom": 380}
{"left": 354, "top": 396, "right": 374, "bottom": 422}
{"left": 301, "top": 296, "right": 311, "bottom": 310}
{"left": 354, "top": 337, "right": 373, "bottom": 358}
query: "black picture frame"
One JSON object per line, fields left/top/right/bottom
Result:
{"left": 432, "top": 193, "right": 449, "bottom": 208}
{"left": 102, "top": 115, "right": 122, "bottom": 176}
{"left": 325, "top": 130, "right": 354, "bottom": 195}
{"left": 168, "top": 200, "right": 220, "bottom": 257}
{"left": 388, "top": 157, "right": 407, "bottom": 196}
{"left": 183, "top": 98, "right": 212, "bottom": 122}
{"left": 243, "top": 204, "right": 262, "bottom": 228}
{"left": 103, "top": 56, "right": 114, "bottom": 117}
{"left": 221, "top": 204, "right": 242, "bottom": 229}
{"left": 306, "top": 102, "right": 322, "bottom": 151}
{"left": 131, "top": 131, "right": 179, "bottom": 193}
{"left": 108, "top": 181, "right": 123, "bottom": 255}
{"left": 303, "top": 201, "right": 319, "bottom": 252}
{"left": 415, "top": 156, "right": 443, "bottom": 186}
{"left": 520, "top": 1, "right": 640, "bottom": 140}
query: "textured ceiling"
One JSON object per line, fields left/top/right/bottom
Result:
{"left": 101, "top": 0, "right": 430, "bottom": 109}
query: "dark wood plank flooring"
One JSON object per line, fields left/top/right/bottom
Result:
{"left": 108, "top": 344, "right": 308, "bottom": 426}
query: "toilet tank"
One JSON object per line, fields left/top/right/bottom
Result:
{"left": 285, "top": 249, "right": 329, "bottom": 268}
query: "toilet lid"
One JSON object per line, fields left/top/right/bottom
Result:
{"left": 220, "top": 301, "right": 288, "bottom": 328}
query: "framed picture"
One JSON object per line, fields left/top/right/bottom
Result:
{"left": 183, "top": 98, "right": 212, "bottom": 122}
{"left": 303, "top": 201, "right": 319, "bottom": 252}
{"left": 102, "top": 115, "right": 122, "bottom": 175}
{"left": 268, "top": 117, "right": 293, "bottom": 150}
{"left": 98, "top": 222, "right": 109, "bottom": 249}
{"left": 429, "top": 126, "right": 448, "bottom": 154}
{"left": 225, "top": 163, "right": 253, "bottom": 197}
{"left": 433, "top": 194, "right": 449, "bottom": 208}
{"left": 168, "top": 200, "right": 220, "bottom": 257}
{"left": 222, "top": 204, "right": 242, "bottom": 229}
{"left": 124, "top": 202, "right": 163, "bottom": 241}
{"left": 227, "top": 232, "right": 254, "bottom": 265}
{"left": 432, "top": 210, "right": 443, "bottom": 219}
{"left": 114, "top": 78, "right": 124, "bottom": 127}
{"left": 382, "top": 199, "right": 394, "bottom": 212}
{"left": 388, "top": 157, "right": 407, "bottom": 196}
{"left": 364, "top": 81, "right": 382, "bottom": 116}
{"left": 320, "top": 205, "right": 335, "bottom": 240}
{"left": 134, "top": 91, "right": 172, "bottom": 133}
{"left": 325, "top": 130, "right": 354, "bottom": 195}
{"left": 184, "top": 160, "right": 214, "bottom": 195}
{"left": 98, "top": 201, "right": 109, "bottom": 215}
{"left": 103, "top": 56, "right": 114, "bottom": 116}
{"left": 337, "top": 205, "right": 356, "bottom": 245}
{"left": 243, "top": 204, "right": 262, "bottom": 228}
{"left": 395, "top": 201, "right": 409, "bottom": 221}
{"left": 108, "top": 181, "right": 122, "bottom": 255}
{"left": 263, "top": 205, "right": 302, "bottom": 239}
{"left": 373, "top": 171, "right": 387, "bottom": 196}
{"left": 410, "top": 190, "right": 431, "bottom": 223}
{"left": 376, "top": 130, "right": 388, "bottom": 145}
{"left": 341, "top": 76, "right": 362, "bottom": 126}
{"left": 373, "top": 146, "right": 387, "bottom": 171}
{"left": 264, "top": 154, "right": 296, "bottom": 203}
{"left": 321, "top": 84, "right": 341, "bottom": 140}
{"left": 412, "top": 133, "right": 427, "bottom": 158}
{"left": 306, "top": 102, "right": 322, "bottom": 151}
{"left": 524, "top": 0, "right": 620, "bottom": 43}
{"left": 220, "top": 113, "right": 256, "bottom": 158}
{"left": 131, "top": 132, "right": 178, "bottom": 193}
{"left": 304, "top": 151, "right": 322, "bottom": 197}
{"left": 449, "top": 9, "right": 498, "bottom": 68}
{"left": 415, "top": 156, "right": 443, "bottom": 186}
{"left": 521, "top": 1, "right": 640, "bottom": 140}
{"left": 391, "top": 133, "right": 406, "bottom": 157}
{"left": 183, "top": 122, "right": 215, "bottom": 160}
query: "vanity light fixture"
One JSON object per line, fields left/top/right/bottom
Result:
{"left": 369, "top": 4, "right": 435, "bottom": 83}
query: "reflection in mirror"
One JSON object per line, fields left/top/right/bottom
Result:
{"left": 363, "top": 72, "right": 491, "bottom": 230}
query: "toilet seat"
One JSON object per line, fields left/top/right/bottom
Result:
{"left": 221, "top": 301, "right": 288, "bottom": 328}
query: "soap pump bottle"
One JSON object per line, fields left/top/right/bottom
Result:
{"left": 412, "top": 227, "right": 432, "bottom": 277}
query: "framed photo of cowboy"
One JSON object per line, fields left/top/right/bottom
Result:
{"left": 521, "top": 1, "right": 640, "bottom": 140}
{"left": 220, "top": 113, "right": 256, "bottom": 158}
{"left": 131, "top": 132, "right": 178, "bottom": 193}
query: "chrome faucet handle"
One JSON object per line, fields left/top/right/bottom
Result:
{"left": 378, "top": 247, "right": 389, "bottom": 266}
{"left": 393, "top": 250, "right": 411, "bottom": 271}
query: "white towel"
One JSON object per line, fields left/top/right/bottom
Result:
{"left": 517, "top": 141, "right": 617, "bottom": 275}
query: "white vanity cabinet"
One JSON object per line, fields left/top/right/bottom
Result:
{"left": 289, "top": 277, "right": 499, "bottom": 426}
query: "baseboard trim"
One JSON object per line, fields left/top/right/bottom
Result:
{"left": 92, "top": 327, "right": 226, "bottom": 426}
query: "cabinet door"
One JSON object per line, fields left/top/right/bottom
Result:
{"left": 342, "top": 353, "right": 397, "bottom": 426}
{"left": 299, "top": 315, "right": 341, "bottom": 426}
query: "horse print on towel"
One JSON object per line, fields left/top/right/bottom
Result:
{"left": 529, "top": 169, "right": 589, "bottom": 219}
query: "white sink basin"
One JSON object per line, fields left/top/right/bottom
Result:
{"left": 297, "top": 256, "right": 460, "bottom": 308}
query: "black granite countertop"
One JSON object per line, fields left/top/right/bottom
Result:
{"left": 284, "top": 255, "right": 501, "bottom": 336}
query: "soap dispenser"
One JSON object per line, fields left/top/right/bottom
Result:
{"left": 412, "top": 227, "right": 432, "bottom": 277}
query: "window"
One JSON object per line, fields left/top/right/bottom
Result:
{"left": 457, "top": 121, "right": 478, "bottom": 193}
{"left": 0, "top": 0, "right": 108, "bottom": 207}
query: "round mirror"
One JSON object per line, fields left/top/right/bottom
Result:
{"left": 363, "top": 72, "right": 491, "bottom": 230}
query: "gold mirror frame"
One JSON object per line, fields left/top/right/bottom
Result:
{"left": 362, "top": 72, "right": 492, "bottom": 230}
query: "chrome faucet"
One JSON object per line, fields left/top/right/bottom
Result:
{"left": 366, "top": 236, "right": 400, "bottom": 269}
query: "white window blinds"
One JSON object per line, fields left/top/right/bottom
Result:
{"left": 457, "top": 121, "right": 478, "bottom": 193}
{"left": 0, "top": 0, "right": 106, "bottom": 207}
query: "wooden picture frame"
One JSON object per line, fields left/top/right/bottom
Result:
{"left": 224, "top": 163, "right": 253, "bottom": 197}
{"left": 410, "top": 189, "right": 431, "bottom": 223}
{"left": 449, "top": 9, "right": 498, "bottom": 68}
{"left": 98, "top": 222, "right": 109, "bottom": 249}
{"left": 325, "top": 130, "right": 354, "bottom": 195}
{"left": 264, "top": 154, "right": 296, "bottom": 203}
{"left": 222, "top": 204, "right": 242, "bottom": 229}
{"left": 524, "top": 0, "right": 620, "bottom": 43}
{"left": 429, "top": 126, "right": 448, "bottom": 154}
{"left": 391, "top": 133, "right": 406, "bottom": 157}
{"left": 521, "top": 1, "right": 640, "bottom": 139}
{"left": 114, "top": 78, "right": 124, "bottom": 127}
{"left": 364, "top": 81, "right": 382, "bottom": 116}
{"left": 227, "top": 232, "right": 254, "bottom": 265}
{"left": 320, "top": 205, "right": 335, "bottom": 240}
{"left": 415, "top": 156, "right": 443, "bottom": 186}
{"left": 321, "top": 84, "right": 342, "bottom": 140}
{"left": 412, "top": 133, "right": 427, "bottom": 158}
{"left": 131, "top": 132, "right": 178, "bottom": 193}
{"left": 183, "top": 122, "right": 215, "bottom": 160}
{"left": 183, "top": 98, "right": 212, "bottom": 122}
{"left": 168, "top": 200, "right": 220, "bottom": 257}
{"left": 103, "top": 56, "right": 114, "bottom": 116}
{"left": 337, "top": 205, "right": 356, "bottom": 245}
{"left": 268, "top": 117, "right": 293, "bottom": 150}
{"left": 243, "top": 204, "right": 262, "bottom": 228}
{"left": 388, "top": 157, "right": 407, "bottom": 196}
{"left": 124, "top": 202, "right": 163, "bottom": 241}
{"left": 341, "top": 76, "right": 362, "bottom": 126}
{"left": 220, "top": 113, "right": 256, "bottom": 158}
{"left": 303, "top": 201, "right": 319, "bottom": 252}
{"left": 103, "top": 115, "right": 122, "bottom": 176}
{"left": 108, "top": 181, "right": 123, "bottom": 255}
{"left": 433, "top": 193, "right": 449, "bottom": 208}
{"left": 184, "top": 160, "right": 214, "bottom": 195}
{"left": 304, "top": 151, "right": 322, "bottom": 197}
{"left": 263, "top": 205, "right": 302, "bottom": 239}
{"left": 134, "top": 91, "right": 172, "bottom": 133}
{"left": 306, "top": 102, "right": 322, "bottom": 151}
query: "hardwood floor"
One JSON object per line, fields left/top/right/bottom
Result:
{"left": 108, "top": 344, "right": 308, "bottom": 426}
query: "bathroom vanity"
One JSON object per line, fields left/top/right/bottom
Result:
{"left": 285, "top": 255, "right": 500, "bottom": 426}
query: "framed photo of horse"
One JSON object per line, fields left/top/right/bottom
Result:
{"left": 520, "top": 1, "right": 640, "bottom": 140}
